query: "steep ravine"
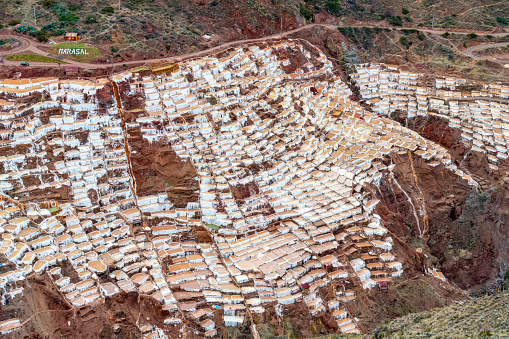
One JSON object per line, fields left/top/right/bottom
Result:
{"left": 385, "top": 113, "right": 509, "bottom": 291}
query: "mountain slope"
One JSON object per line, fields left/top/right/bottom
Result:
{"left": 368, "top": 290, "right": 509, "bottom": 338}
{"left": 1, "top": 0, "right": 507, "bottom": 61}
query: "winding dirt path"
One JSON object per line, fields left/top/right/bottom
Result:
{"left": 1, "top": 23, "right": 508, "bottom": 69}
{"left": 464, "top": 42, "right": 509, "bottom": 62}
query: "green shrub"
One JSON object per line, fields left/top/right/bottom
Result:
{"left": 496, "top": 17, "right": 508, "bottom": 25}
{"left": 110, "top": 46, "right": 119, "bottom": 52}
{"left": 467, "top": 32, "right": 478, "bottom": 39}
{"left": 399, "top": 36, "right": 409, "bottom": 47}
{"left": 479, "top": 329, "right": 492, "bottom": 337}
{"left": 389, "top": 16, "right": 403, "bottom": 26}
{"left": 0, "top": 24, "right": 3, "bottom": 29}
{"left": 401, "top": 29, "right": 417, "bottom": 34}
{"left": 337, "top": 26, "right": 353, "bottom": 37}
{"left": 59, "top": 13, "right": 78, "bottom": 22}
{"left": 363, "top": 27, "right": 373, "bottom": 36}
{"left": 324, "top": 0, "right": 343, "bottom": 17}
{"left": 42, "top": 0, "right": 55, "bottom": 8}
{"left": 486, "top": 34, "right": 493, "bottom": 39}
{"left": 35, "top": 30, "right": 49, "bottom": 42}
{"left": 402, "top": 8, "right": 409, "bottom": 15}
{"left": 299, "top": 3, "right": 312, "bottom": 21}
{"left": 9, "top": 19, "right": 20, "bottom": 26}
{"left": 101, "top": 6, "right": 114, "bottom": 14}
{"left": 441, "top": 32, "right": 450, "bottom": 38}
{"left": 40, "top": 21, "right": 69, "bottom": 36}
{"left": 84, "top": 16, "right": 97, "bottom": 24}
{"left": 417, "top": 33, "right": 425, "bottom": 40}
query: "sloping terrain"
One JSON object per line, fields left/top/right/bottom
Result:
{"left": 0, "top": 35, "right": 508, "bottom": 339}
{"left": 368, "top": 290, "right": 509, "bottom": 338}
{"left": 1, "top": 0, "right": 508, "bottom": 63}
{"left": 351, "top": 63, "right": 509, "bottom": 292}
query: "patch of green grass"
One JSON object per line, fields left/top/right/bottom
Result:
{"left": 5, "top": 54, "right": 68, "bottom": 63}
{"left": 51, "top": 42, "right": 85, "bottom": 49}
{"left": 129, "top": 66, "right": 148, "bottom": 72}
{"left": 47, "top": 206, "right": 60, "bottom": 213}
{"left": 49, "top": 42, "right": 101, "bottom": 62}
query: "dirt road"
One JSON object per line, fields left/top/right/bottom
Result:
{"left": 1, "top": 23, "right": 508, "bottom": 69}
{"left": 464, "top": 42, "right": 509, "bottom": 62}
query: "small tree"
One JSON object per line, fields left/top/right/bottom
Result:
{"left": 59, "top": 13, "right": 78, "bottom": 22}
{"left": 324, "top": 0, "right": 343, "bottom": 17}
{"left": 389, "top": 16, "right": 403, "bottom": 26}
{"left": 299, "top": 3, "right": 312, "bottom": 21}
{"left": 42, "top": 0, "right": 55, "bottom": 8}
{"left": 496, "top": 17, "right": 508, "bottom": 25}
{"left": 399, "top": 36, "right": 410, "bottom": 48}
{"left": 84, "top": 16, "right": 97, "bottom": 24}
{"left": 467, "top": 32, "right": 478, "bottom": 39}
{"left": 402, "top": 8, "right": 409, "bottom": 15}
{"left": 9, "top": 19, "right": 20, "bottom": 26}
{"left": 35, "top": 30, "right": 49, "bottom": 42}
{"left": 101, "top": 6, "right": 114, "bottom": 14}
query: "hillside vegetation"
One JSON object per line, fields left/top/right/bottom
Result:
{"left": 290, "top": 24, "right": 509, "bottom": 85}
{"left": 367, "top": 291, "right": 509, "bottom": 338}
{"left": 0, "top": 0, "right": 507, "bottom": 61}
{"left": 314, "top": 291, "right": 509, "bottom": 338}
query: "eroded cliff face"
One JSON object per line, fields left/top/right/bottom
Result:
{"left": 351, "top": 153, "right": 467, "bottom": 330}
{"left": 378, "top": 113, "right": 509, "bottom": 291}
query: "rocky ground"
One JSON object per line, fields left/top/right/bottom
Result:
{"left": 388, "top": 113, "right": 509, "bottom": 291}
